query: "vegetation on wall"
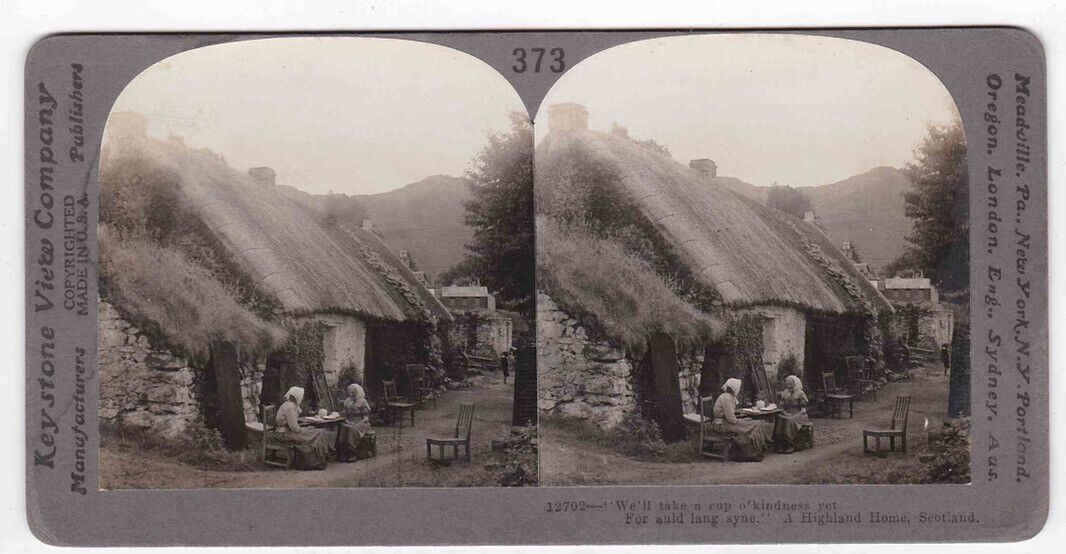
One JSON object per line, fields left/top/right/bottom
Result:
{"left": 99, "top": 145, "right": 286, "bottom": 359}
{"left": 723, "top": 314, "right": 765, "bottom": 401}
{"left": 537, "top": 217, "right": 724, "bottom": 352}
{"left": 536, "top": 146, "right": 722, "bottom": 314}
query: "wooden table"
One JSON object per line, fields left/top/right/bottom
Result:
{"left": 298, "top": 416, "right": 343, "bottom": 431}
{"left": 738, "top": 408, "right": 783, "bottom": 424}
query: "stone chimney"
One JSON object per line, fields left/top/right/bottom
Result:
{"left": 803, "top": 210, "right": 817, "bottom": 222}
{"left": 248, "top": 166, "right": 276, "bottom": 187}
{"left": 689, "top": 158, "right": 717, "bottom": 178}
{"left": 548, "top": 103, "right": 589, "bottom": 133}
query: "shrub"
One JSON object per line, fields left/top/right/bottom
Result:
{"left": 605, "top": 415, "right": 668, "bottom": 459}
{"left": 487, "top": 425, "right": 539, "bottom": 487}
{"left": 925, "top": 418, "right": 971, "bottom": 483}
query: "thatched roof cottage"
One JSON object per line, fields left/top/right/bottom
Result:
{"left": 99, "top": 113, "right": 451, "bottom": 444}
{"left": 536, "top": 104, "right": 892, "bottom": 434}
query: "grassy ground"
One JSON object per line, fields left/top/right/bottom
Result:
{"left": 540, "top": 361, "right": 967, "bottom": 485}
{"left": 99, "top": 375, "right": 525, "bottom": 489}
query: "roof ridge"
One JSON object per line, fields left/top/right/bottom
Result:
{"left": 335, "top": 222, "right": 437, "bottom": 324}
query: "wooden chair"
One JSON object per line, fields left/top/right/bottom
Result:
{"left": 427, "top": 402, "right": 475, "bottom": 462}
{"left": 257, "top": 404, "right": 294, "bottom": 469}
{"left": 822, "top": 372, "right": 854, "bottom": 419}
{"left": 846, "top": 356, "right": 877, "bottom": 401}
{"left": 863, "top": 395, "right": 911, "bottom": 453}
{"left": 407, "top": 364, "right": 438, "bottom": 410}
{"left": 696, "top": 395, "right": 732, "bottom": 461}
{"left": 383, "top": 379, "right": 416, "bottom": 427}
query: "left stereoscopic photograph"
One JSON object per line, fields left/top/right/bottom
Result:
{"left": 97, "top": 37, "right": 536, "bottom": 489}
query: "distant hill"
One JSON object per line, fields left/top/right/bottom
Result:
{"left": 805, "top": 167, "right": 912, "bottom": 271}
{"left": 357, "top": 175, "right": 472, "bottom": 278}
{"left": 278, "top": 175, "right": 471, "bottom": 278}
{"left": 693, "top": 167, "right": 912, "bottom": 272}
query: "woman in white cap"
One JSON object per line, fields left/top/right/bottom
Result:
{"left": 710, "top": 378, "right": 774, "bottom": 461}
{"left": 774, "top": 375, "right": 811, "bottom": 453}
{"left": 275, "top": 386, "right": 332, "bottom": 469}
{"left": 336, "top": 383, "right": 375, "bottom": 461}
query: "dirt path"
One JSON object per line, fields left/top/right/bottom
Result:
{"left": 100, "top": 376, "right": 516, "bottom": 489}
{"left": 541, "top": 364, "right": 953, "bottom": 486}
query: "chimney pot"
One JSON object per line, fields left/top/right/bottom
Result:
{"left": 689, "top": 158, "right": 717, "bottom": 178}
{"left": 248, "top": 166, "right": 277, "bottom": 187}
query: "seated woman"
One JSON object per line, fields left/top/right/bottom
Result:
{"left": 275, "top": 386, "right": 333, "bottom": 470}
{"left": 336, "top": 383, "right": 375, "bottom": 461}
{"left": 710, "top": 378, "right": 774, "bottom": 461}
{"left": 775, "top": 375, "right": 811, "bottom": 453}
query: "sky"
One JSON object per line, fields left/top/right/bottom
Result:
{"left": 536, "top": 34, "right": 961, "bottom": 188}
{"left": 111, "top": 37, "right": 523, "bottom": 195}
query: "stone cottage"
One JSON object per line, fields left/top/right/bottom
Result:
{"left": 431, "top": 285, "right": 515, "bottom": 359}
{"left": 535, "top": 103, "right": 893, "bottom": 432}
{"left": 98, "top": 122, "right": 451, "bottom": 444}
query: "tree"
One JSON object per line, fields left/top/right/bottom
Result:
{"left": 888, "top": 121, "right": 968, "bottom": 292}
{"left": 456, "top": 112, "right": 534, "bottom": 313}
{"left": 765, "top": 185, "right": 812, "bottom": 218}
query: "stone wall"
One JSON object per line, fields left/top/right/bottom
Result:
{"left": 918, "top": 304, "right": 955, "bottom": 349}
{"left": 450, "top": 311, "right": 514, "bottom": 360}
{"left": 537, "top": 293, "right": 817, "bottom": 427}
{"left": 537, "top": 292, "right": 636, "bottom": 429}
{"left": 99, "top": 300, "right": 264, "bottom": 441}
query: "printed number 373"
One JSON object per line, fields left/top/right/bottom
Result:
{"left": 513, "top": 47, "right": 565, "bottom": 73}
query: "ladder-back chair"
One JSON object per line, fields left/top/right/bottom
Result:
{"left": 427, "top": 402, "right": 476, "bottom": 462}
{"left": 863, "top": 395, "right": 911, "bottom": 453}
{"left": 822, "top": 372, "right": 854, "bottom": 419}
{"left": 383, "top": 379, "right": 416, "bottom": 427}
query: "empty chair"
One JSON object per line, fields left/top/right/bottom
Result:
{"left": 846, "top": 355, "right": 877, "bottom": 401}
{"left": 863, "top": 395, "right": 911, "bottom": 453}
{"left": 383, "top": 379, "right": 417, "bottom": 427}
{"left": 427, "top": 402, "right": 475, "bottom": 462}
{"left": 822, "top": 372, "right": 854, "bottom": 419}
{"left": 407, "top": 364, "right": 438, "bottom": 409}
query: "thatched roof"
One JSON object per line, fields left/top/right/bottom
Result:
{"left": 538, "top": 128, "right": 892, "bottom": 317}
{"left": 165, "top": 142, "right": 451, "bottom": 325}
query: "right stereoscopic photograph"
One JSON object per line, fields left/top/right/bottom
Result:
{"left": 534, "top": 34, "right": 971, "bottom": 485}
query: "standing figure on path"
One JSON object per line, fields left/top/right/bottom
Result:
{"left": 710, "top": 378, "right": 774, "bottom": 462}
{"left": 774, "top": 375, "right": 811, "bottom": 453}
{"left": 336, "top": 383, "right": 375, "bottom": 461}
{"left": 500, "top": 351, "right": 510, "bottom": 384}
{"left": 275, "top": 387, "right": 333, "bottom": 470}
{"left": 940, "top": 344, "right": 950, "bottom": 376}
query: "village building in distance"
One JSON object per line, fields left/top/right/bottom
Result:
{"left": 430, "top": 284, "right": 516, "bottom": 361}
